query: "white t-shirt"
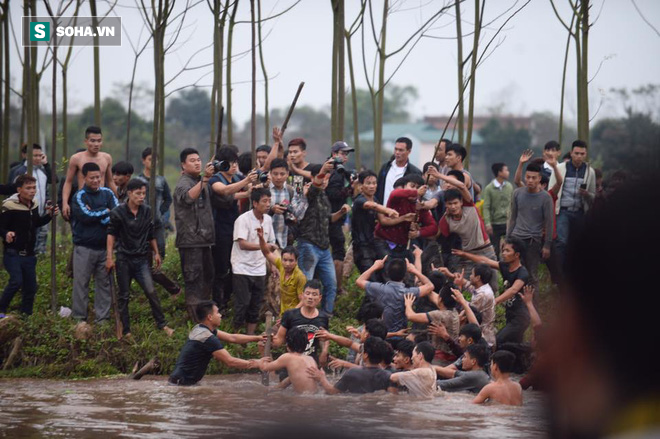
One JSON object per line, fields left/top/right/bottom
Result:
{"left": 383, "top": 162, "right": 407, "bottom": 206}
{"left": 231, "top": 210, "right": 275, "bottom": 276}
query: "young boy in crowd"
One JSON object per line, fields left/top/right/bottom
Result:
{"left": 259, "top": 327, "right": 319, "bottom": 394}
{"left": 389, "top": 341, "right": 437, "bottom": 397}
{"left": 436, "top": 344, "right": 491, "bottom": 393}
{"left": 482, "top": 162, "right": 512, "bottom": 258}
{"left": 473, "top": 350, "right": 523, "bottom": 406}
{"left": 257, "top": 228, "right": 306, "bottom": 315}
{"left": 106, "top": 178, "right": 174, "bottom": 338}
{"left": 231, "top": 187, "right": 276, "bottom": 334}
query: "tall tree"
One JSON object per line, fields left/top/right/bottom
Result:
{"left": 344, "top": 0, "right": 366, "bottom": 169}
{"left": 0, "top": 0, "right": 8, "bottom": 182}
{"left": 208, "top": 0, "right": 229, "bottom": 155}
{"left": 89, "top": 0, "right": 101, "bottom": 126}
{"left": 58, "top": 1, "right": 81, "bottom": 161}
{"left": 464, "top": 0, "right": 485, "bottom": 165}
{"left": 225, "top": 0, "right": 239, "bottom": 144}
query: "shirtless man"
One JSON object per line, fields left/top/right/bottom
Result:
{"left": 62, "top": 126, "right": 116, "bottom": 219}
{"left": 473, "top": 350, "right": 523, "bottom": 406}
{"left": 259, "top": 327, "right": 318, "bottom": 394}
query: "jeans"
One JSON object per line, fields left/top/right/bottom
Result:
{"left": 72, "top": 245, "right": 111, "bottom": 323}
{"left": 556, "top": 208, "right": 585, "bottom": 269}
{"left": 116, "top": 255, "right": 168, "bottom": 335}
{"left": 297, "top": 240, "right": 337, "bottom": 314}
{"left": 34, "top": 225, "right": 49, "bottom": 255}
{"left": 0, "top": 250, "right": 37, "bottom": 315}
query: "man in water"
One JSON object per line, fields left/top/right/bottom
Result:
{"left": 169, "top": 301, "right": 270, "bottom": 385}
{"left": 473, "top": 350, "right": 522, "bottom": 406}
{"left": 389, "top": 342, "right": 437, "bottom": 397}
{"left": 259, "top": 327, "right": 319, "bottom": 394}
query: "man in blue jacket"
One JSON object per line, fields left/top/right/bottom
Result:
{"left": 71, "top": 162, "right": 118, "bottom": 324}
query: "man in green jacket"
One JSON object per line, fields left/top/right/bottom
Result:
{"left": 482, "top": 163, "right": 512, "bottom": 259}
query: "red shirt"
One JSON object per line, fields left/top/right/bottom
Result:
{"left": 374, "top": 188, "right": 438, "bottom": 246}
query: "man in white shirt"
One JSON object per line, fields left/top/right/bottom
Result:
{"left": 231, "top": 187, "right": 276, "bottom": 334}
{"left": 376, "top": 137, "right": 422, "bottom": 206}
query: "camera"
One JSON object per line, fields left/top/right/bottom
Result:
{"left": 579, "top": 183, "right": 587, "bottom": 190}
{"left": 213, "top": 160, "right": 230, "bottom": 173}
{"left": 256, "top": 170, "right": 269, "bottom": 184}
{"left": 331, "top": 156, "right": 346, "bottom": 175}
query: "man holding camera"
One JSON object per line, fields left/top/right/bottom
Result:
{"left": 326, "top": 141, "right": 355, "bottom": 294}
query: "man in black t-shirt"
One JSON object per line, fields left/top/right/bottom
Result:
{"left": 169, "top": 301, "right": 270, "bottom": 385}
{"left": 308, "top": 336, "right": 392, "bottom": 394}
{"left": 271, "top": 280, "right": 330, "bottom": 364}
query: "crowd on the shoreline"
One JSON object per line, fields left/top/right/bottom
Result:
{"left": 1, "top": 125, "right": 622, "bottom": 406}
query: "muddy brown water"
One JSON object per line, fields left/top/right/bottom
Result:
{"left": 0, "top": 375, "right": 548, "bottom": 438}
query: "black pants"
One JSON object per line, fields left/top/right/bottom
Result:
{"left": 116, "top": 255, "right": 168, "bottom": 335}
{"left": 232, "top": 274, "right": 266, "bottom": 327}
{"left": 489, "top": 223, "right": 507, "bottom": 259}
{"left": 496, "top": 314, "right": 530, "bottom": 346}
{"left": 212, "top": 234, "right": 234, "bottom": 309}
{"left": 329, "top": 222, "right": 346, "bottom": 261}
{"left": 179, "top": 246, "right": 215, "bottom": 318}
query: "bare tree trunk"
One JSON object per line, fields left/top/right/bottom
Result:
{"left": 455, "top": 0, "right": 464, "bottom": 145}
{"left": 257, "top": 0, "right": 269, "bottom": 144}
{"left": 47, "top": 9, "right": 58, "bottom": 313}
{"left": 226, "top": 0, "right": 239, "bottom": 144}
{"left": 209, "top": 0, "right": 228, "bottom": 155}
{"left": 0, "top": 2, "right": 5, "bottom": 183}
{"left": 330, "top": 0, "right": 339, "bottom": 142}
{"left": 558, "top": 14, "right": 575, "bottom": 145}
{"left": 337, "top": 0, "right": 345, "bottom": 141}
{"left": 90, "top": 0, "right": 101, "bottom": 126}
{"left": 126, "top": 58, "right": 139, "bottom": 160}
{"left": 250, "top": 0, "right": 256, "bottom": 163}
{"left": 2, "top": 1, "right": 8, "bottom": 175}
{"left": 24, "top": 0, "right": 33, "bottom": 176}
{"left": 345, "top": 29, "right": 360, "bottom": 169}
{"left": 465, "top": 0, "right": 484, "bottom": 167}
{"left": 373, "top": 0, "right": 388, "bottom": 170}
{"left": 60, "top": 3, "right": 80, "bottom": 161}
{"left": 579, "top": 0, "right": 589, "bottom": 142}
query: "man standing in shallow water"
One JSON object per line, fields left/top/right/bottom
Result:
{"left": 169, "top": 301, "right": 270, "bottom": 386}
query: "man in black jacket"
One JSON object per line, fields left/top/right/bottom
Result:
{"left": 0, "top": 175, "right": 58, "bottom": 317}
{"left": 71, "top": 162, "right": 118, "bottom": 324}
{"left": 106, "top": 178, "right": 173, "bottom": 338}
{"left": 376, "top": 137, "right": 422, "bottom": 206}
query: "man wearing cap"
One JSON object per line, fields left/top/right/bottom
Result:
{"left": 376, "top": 137, "right": 422, "bottom": 206}
{"left": 326, "top": 141, "right": 355, "bottom": 294}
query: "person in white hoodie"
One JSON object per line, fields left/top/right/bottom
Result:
{"left": 548, "top": 140, "right": 596, "bottom": 268}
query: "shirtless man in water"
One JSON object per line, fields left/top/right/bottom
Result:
{"left": 62, "top": 126, "right": 116, "bottom": 219}
{"left": 259, "top": 327, "right": 318, "bottom": 394}
{"left": 473, "top": 350, "right": 522, "bottom": 406}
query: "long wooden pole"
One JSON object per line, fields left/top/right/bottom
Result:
{"left": 261, "top": 310, "right": 273, "bottom": 386}
{"left": 250, "top": 0, "right": 257, "bottom": 165}
{"left": 280, "top": 82, "right": 305, "bottom": 137}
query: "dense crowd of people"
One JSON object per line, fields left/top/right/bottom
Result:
{"left": 1, "top": 124, "right": 622, "bottom": 406}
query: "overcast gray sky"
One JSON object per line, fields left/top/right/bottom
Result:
{"left": 12, "top": 0, "right": 660, "bottom": 127}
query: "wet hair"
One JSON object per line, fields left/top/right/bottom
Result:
{"left": 288, "top": 138, "right": 307, "bottom": 150}
{"left": 286, "top": 327, "right": 308, "bottom": 354}
{"left": 443, "top": 188, "right": 463, "bottom": 203}
{"left": 141, "top": 147, "right": 153, "bottom": 160}
{"left": 393, "top": 176, "right": 408, "bottom": 189}
{"left": 195, "top": 300, "right": 217, "bottom": 322}
{"left": 406, "top": 174, "right": 425, "bottom": 187}
{"left": 180, "top": 148, "right": 199, "bottom": 164}
{"left": 238, "top": 152, "right": 253, "bottom": 176}
{"left": 503, "top": 236, "right": 525, "bottom": 260}
{"left": 364, "top": 319, "right": 388, "bottom": 340}
{"left": 21, "top": 143, "right": 42, "bottom": 154}
{"left": 438, "top": 284, "right": 457, "bottom": 309}
{"left": 112, "top": 161, "right": 134, "bottom": 176}
{"left": 256, "top": 144, "right": 271, "bottom": 154}
{"left": 358, "top": 170, "right": 377, "bottom": 183}
{"left": 356, "top": 301, "right": 384, "bottom": 323}
{"left": 446, "top": 143, "right": 467, "bottom": 162}
{"left": 363, "top": 337, "right": 389, "bottom": 365}
{"left": 387, "top": 258, "right": 407, "bottom": 282}
{"left": 15, "top": 174, "right": 36, "bottom": 187}
{"left": 269, "top": 158, "right": 288, "bottom": 172}
{"left": 281, "top": 246, "right": 298, "bottom": 260}
{"left": 216, "top": 146, "right": 239, "bottom": 163}
{"left": 395, "top": 137, "right": 413, "bottom": 150}
{"left": 428, "top": 270, "right": 447, "bottom": 293}
{"left": 526, "top": 162, "right": 543, "bottom": 174}
{"left": 414, "top": 341, "right": 435, "bottom": 363}
{"left": 383, "top": 341, "right": 395, "bottom": 365}
{"left": 82, "top": 162, "right": 101, "bottom": 176}
{"left": 423, "top": 162, "right": 439, "bottom": 174}
{"left": 466, "top": 344, "right": 490, "bottom": 368}
{"left": 126, "top": 178, "right": 147, "bottom": 192}
{"left": 304, "top": 279, "right": 322, "bottom": 294}
{"left": 544, "top": 140, "right": 561, "bottom": 151}
{"left": 492, "top": 350, "right": 516, "bottom": 373}
{"left": 571, "top": 139, "right": 588, "bottom": 150}
{"left": 85, "top": 126, "right": 102, "bottom": 138}
{"left": 472, "top": 264, "right": 493, "bottom": 285}
{"left": 447, "top": 169, "right": 465, "bottom": 183}
{"left": 395, "top": 339, "right": 415, "bottom": 359}
{"left": 250, "top": 187, "right": 271, "bottom": 204}
{"left": 491, "top": 162, "right": 506, "bottom": 177}
{"left": 459, "top": 323, "right": 482, "bottom": 344}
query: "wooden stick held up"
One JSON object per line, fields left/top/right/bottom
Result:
{"left": 262, "top": 311, "right": 273, "bottom": 386}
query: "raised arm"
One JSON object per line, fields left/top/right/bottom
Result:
{"left": 406, "top": 259, "right": 433, "bottom": 296}
{"left": 211, "top": 170, "right": 256, "bottom": 196}
{"left": 452, "top": 249, "right": 499, "bottom": 270}
{"left": 356, "top": 256, "right": 387, "bottom": 289}
{"left": 216, "top": 330, "right": 263, "bottom": 345}
{"left": 547, "top": 157, "right": 563, "bottom": 196}
{"left": 519, "top": 285, "right": 542, "bottom": 330}
{"left": 451, "top": 288, "right": 479, "bottom": 325}
{"left": 315, "top": 329, "right": 360, "bottom": 352}
{"left": 256, "top": 227, "right": 278, "bottom": 266}
{"left": 514, "top": 149, "right": 534, "bottom": 188}
{"left": 403, "top": 293, "right": 430, "bottom": 324}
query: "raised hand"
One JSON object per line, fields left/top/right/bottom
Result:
{"left": 519, "top": 149, "right": 534, "bottom": 164}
